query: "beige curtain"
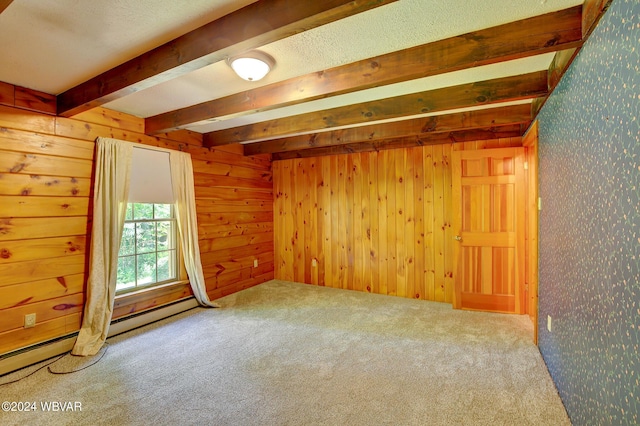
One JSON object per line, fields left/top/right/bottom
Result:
{"left": 169, "top": 150, "right": 220, "bottom": 308}
{"left": 72, "top": 138, "right": 132, "bottom": 356}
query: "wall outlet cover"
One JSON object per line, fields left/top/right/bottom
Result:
{"left": 24, "top": 313, "right": 36, "bottom": 328}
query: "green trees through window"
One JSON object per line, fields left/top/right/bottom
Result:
{"left": 116, "top": 203, "right": 178, "bottom": 293}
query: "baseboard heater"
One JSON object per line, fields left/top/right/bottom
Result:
{"left": 0, "top": 297, "right": 199, "bottom": 377}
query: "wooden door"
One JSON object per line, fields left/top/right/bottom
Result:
{"left": 452, "top": 147, "right": 525, "bottom": 314}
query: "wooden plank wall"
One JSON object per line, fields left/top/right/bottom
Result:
{"left": 272, "top": 137, "right": 522, "bottom": 302}
{"left": 194, "top": 144, "right": 275, "bottom": 299}
{"left": 0, "top": 83, "right": 273, "bottom": 355}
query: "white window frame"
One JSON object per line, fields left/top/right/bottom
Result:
{"left": 116, "top": 203, "right": 180, "bottom": 295}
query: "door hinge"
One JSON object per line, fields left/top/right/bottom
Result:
{"left": 524, "top": 161, "right": 529, "bottom": 170}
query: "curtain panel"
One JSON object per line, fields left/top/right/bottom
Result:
{"left": 72, "top": 138, "right": 217, "bottom": 357}
{"left": 169, "top": 150, "right": 220, "bottom": 308}
{"left": 72, "top": 138, "right": 132, "bottom": 356}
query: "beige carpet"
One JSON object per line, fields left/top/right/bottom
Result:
{"left": 0, "top": 280, "right": 569, "bottom": 425}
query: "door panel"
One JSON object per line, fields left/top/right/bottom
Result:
{"left": 452, "top": 147, "right": 525, "bottom": 314}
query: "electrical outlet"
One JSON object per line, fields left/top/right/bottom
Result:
{"left": 547, "top": 315, "right": 552, "bottom": 332}
{"left": 24, "top": 313, "right": 36, "bottom": 329}
{"left": 253, "top": 259, "right": 258, "bottom": 268}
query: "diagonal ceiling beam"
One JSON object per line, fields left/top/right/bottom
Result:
{"left": 56, "top": 0, "right": 397, "bottom": 117}
{"left": 270, "top": 124, "right": 528, "bottom": 160}
{"left": 204, "top": 71, "right": 548, "bottom": 146}
{"left": 582, "top": 0, "right": 613, "bottom": 39}
{"left": 547, "top": 48, "right": 579, "bottom": 91}
{"left": 530, "top": 46, "right": 580, "bottom": 120}
{"left": 530, "top": 0, "right": 613, "bottom": 121}
{"left": 146, "top": 5, "right": 582, "bottom": 134}
{"left": 244, "top": 104, "right": 533, "bottom": 156}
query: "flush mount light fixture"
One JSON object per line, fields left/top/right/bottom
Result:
{"left": 227, "top": 50, "right": 275, "bottom": 82}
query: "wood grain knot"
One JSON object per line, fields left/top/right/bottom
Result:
{"left": 543, "top": 35, "right": 561, "bottom": 47}
{"left": 10, "top": 163, "right": 26, "bottom": 173}
{"left": 53, "top": 303, "right": 80, "bottom": 311}
{"left": 56, "top": 276, "right": 68, "bottom": 288}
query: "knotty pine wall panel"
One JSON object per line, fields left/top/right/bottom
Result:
{"left": 191, "top": 146, "right": 274, "bottom": 300}
{"left": 273, "top": 138, "right": 522, "bottom": 303}
{"left": 0, "top": 101, "right": 91, "bottom": 353}
{"left": 0, "top": 87, "right": 274, "bottom": 355}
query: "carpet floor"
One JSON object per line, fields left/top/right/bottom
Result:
{"left": 0, "top": 280, "right": 570, "bottom": 425}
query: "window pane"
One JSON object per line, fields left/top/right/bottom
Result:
{"left": 116, "top": 256, "right": 136, "bottom": 291}
{"left": 133, "top": 203, "right": 153, "bottom": 220}
{"left": 125, "top": 203, "right": 133, "bottom": 220}
{"left": 117, "top": 202, "right": 178, "bottom": 294}
{"left": 136, "top": 222, "right": 156, "bottom": 253}
{"left": 157, "top": 220, "right": 174, "bottom": 250}
{"left": 157, "top": 250, "right": 175, "bottom": 282}
{"left": 154, "top": 204, "right": 171, "bottom": 219}
{"left": 119, "top": 223, "right": 136, "bottom": 256}
{"left": 136, "top": 253, "right": 156, "bottom": 285}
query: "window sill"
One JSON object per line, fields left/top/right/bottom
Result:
{"left": 112, "top": 280, "right": 193, "bottom": 321}
{"left": 115, "top": 280, "right": 190, "bottom": 300}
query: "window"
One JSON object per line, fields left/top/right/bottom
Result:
{"left": 115, "top": 146, "right": 178, "bottom": 295}
{"left": 116, "top": 203, "right": 178, "bottom": 293}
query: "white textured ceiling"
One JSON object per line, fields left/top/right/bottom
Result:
{"left": 0, "top": 0, "right": 582, "bottom": 137}
{"left": 0, "top": 0, "right": 257, "bottom": 94}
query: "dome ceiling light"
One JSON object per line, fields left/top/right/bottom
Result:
{"left": 227, "top": 50, "right": 275, "bottom": 82}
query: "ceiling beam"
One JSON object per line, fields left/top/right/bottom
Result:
{"left": 530, "top": 46, "right": 580, "bottom": 121}
{"left": 146, "top": 5, "right": 582, "bottom": 134}
{"left": 548, "top": 47, "right": 579, "bottom": 92}
{"left": 244, "top": 104, "right": 532, "bottom": 156}
{"left": 0, "top": 0, "right": 13, "bottom": 14}
{"left": 271, "top": 124, "right": 528, "bottom": 160}
{"left": 531, "top": 97, "right": 546, "bottom": 118}
{"left": 204, "top": 71, "right": 548, "bottom": 146}
{"left": 56, "top": 0, "right": 397, "bottom": 117}
{"left": 582, "top": 0, "right": 613, "bottom": 39}
{"left": 529, "top": 0, "right": 612, "bottom": 122}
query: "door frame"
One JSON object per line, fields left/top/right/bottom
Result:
{"left": 523, "top": 121, "right": 540, "bottom": 344}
